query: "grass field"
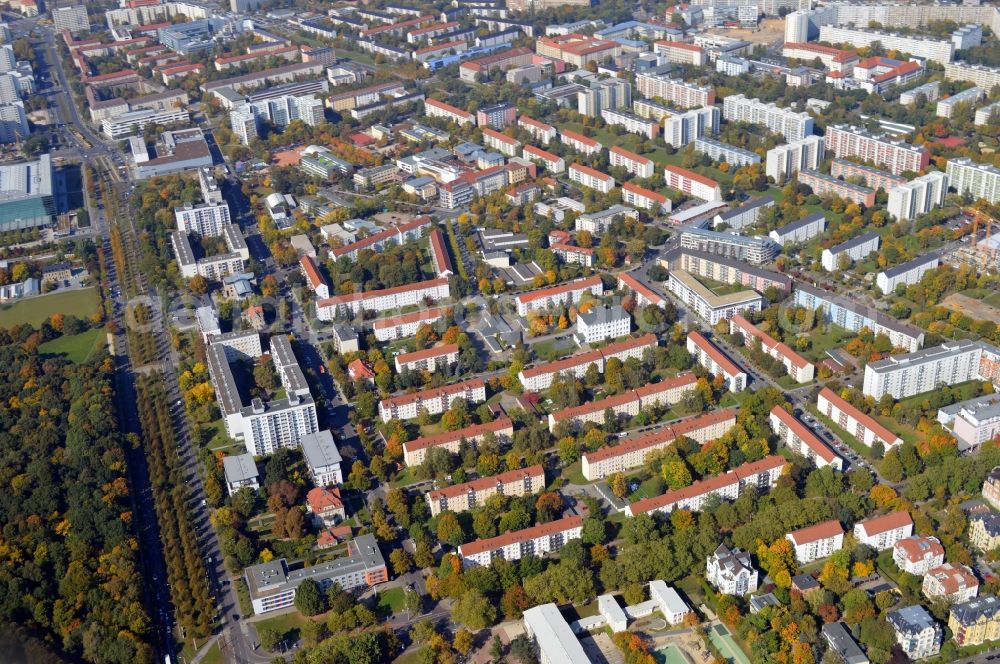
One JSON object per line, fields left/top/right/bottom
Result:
{"left": 376, "top": 587, "right": 405, "bottom": 614}
{"left": 799, "top": 325, "right": 855, "bottom": 363}
{"left": 253, "top": 610, "right": 311, "bottom": 638}
{"left": 0, "top": 287, "right": 100, "bottom": 328}
{"left": 200, "top": 642, "right": 224, "bottom": 664}
{"left": 38, "top": 328, "right": 104, "bottom": 363}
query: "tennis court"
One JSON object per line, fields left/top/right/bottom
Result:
{"left": 657, "top": 644, "right": 689, "bottom": 664}
{"left": 710, "top": 625, "right": 750, "bottom": 664}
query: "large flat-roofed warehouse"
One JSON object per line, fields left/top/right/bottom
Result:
{"left": 0, "top": 154, "right": 55, "bottom": 232}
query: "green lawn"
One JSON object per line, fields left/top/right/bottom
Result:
{"left": 38, "top": 328, "right": 104, "bottom": 363}
{"left": 376, "top": 587, "right": 406, "bottom": 614}
{"left": 561, "top": 460, "right": 588, "bottom": 485}
{"left": 253, "top": 610, "right": 312, "bottom": 637}
{"left": 533, "top": 338, "right": 578, "bottom": 361}
{"left": 799, "top": 325, "right": 856, "bottom": 363}
{"left": 200, "top": 642, "right": 224, "bottom": 664}
{"left": 0, "top": 287, "right": 100, "bottom": 328}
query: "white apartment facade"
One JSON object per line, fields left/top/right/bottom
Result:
{"left": 372, "top": 307, "right": 447, "bottom": 342}
{"left": 765, "top": 135, "right": 824, "bottom": 183}
{"left": 786, "top": 520, "right": 845, "bottom": 564}
{"left": 854, "top": 512, "right": 914, "bottom": 551}
{"left": 427, "top": 465, "right": 545, "bottom": 516}
{"left": 663, "top": 106, "right": 720, "bottom": 149}
{"left": 609, "top": 146, "right": 655, "bottom": 177}
{"left": 514, "top": 275, "right": 604, "bottom": 316}
{"left": 821, "top": 231, "right": 880, "bottom": 271}
{"left": 817, "top": 387, "right": 903, "bottom": 450}
{"left": 316, "top": 278, "right": 450, "bottom": 319}
{"left": 378, "top": 378, "right": 486, "bottom": 422}
{"left": 668, "top": 270, "right": 765, "bottom": 326}
{"left": 687, "top": 331, "right": 747, "bottom": 392}
{"left": 769, "top": 406, "right": 843, "bottom": 471}
{"left": 457, "top": 516, "right": 583, "bottom": 567}
{"left": 887, "top": 172, "right": 948, "bottom": 222}
{"left": 585, "top": 409, "right": 741, "bottom": 481}
{"left": 947, "top": 157, "right": 1000, "bottom": 204}
{"left": 863, "top": 339, "right": 1000, "bottom": 400}
{"left": 723, "top": 94, "right": 814, "bottom": 141}
{"left": 403, "top": 417, "right": 514, "bottom": 466}
{"left": 729, "top": 314, "right": 814, "bottom": 383}
{"left": 876, "top": 253, "right": 940, "bottom": 295}
{"left": 568, "top": 163, "right": 615, "bottom": 193}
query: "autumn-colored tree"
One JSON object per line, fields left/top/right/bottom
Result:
{"left": 609, "top": 472, "right": 628, "bottom": 499}
{"left": 869, "top": 484, "right": 898, "bottom": 508}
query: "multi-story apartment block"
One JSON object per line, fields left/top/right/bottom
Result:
{"left": 821, "top": 231, "right": 880, "bottom": 271}
{"left": 893, "top": 535, "right": 945, "bottom": 576}
{"left": 622, "top": 182, "right": 671, "bottom": 214}
{"left": 900, "top": 81, "right": 941, "bottom": 106}
{"left": 687, "top": 331, "right": 748, "bottom": 392}
{"left": 664, "top": 248, "right": 792, "bottom": 294}
{"left": 300, "top": 255, "right": 329, "bottom": 299}
{"left": 817, "top": 387, "right": 903, "bottom": 451}
{"left": 316, "top": 277, "right": 450, "bottom": 319}
{"left": 970, "top": 512, "right": 1000, "bottom": 552}
{"left": 394, "top": 343, "right": 459, "bottom": 374}
{"left": 428, "top": 465, "right": 545, "bottom": 516}
{"left": 888, "top": 172, "right": 947, "bottom": 221}
{"left": 765, "top": 135, "right": 825, "bottom": 183}
{"left": 769, "top": 406, "right": 842, "bottom": 470}
{"left": 940, "top": 394, "right": 1000, "bottom": 451}
{"left": 984, "top": 468, "right": 1000, "bottom": 511}
{"left": 679, "top": 226, "right": 778, "bottom": 264}
{"left": 458, "top": 47, "right": 533, "bottom": 82}
{"left": 730, "top": 315, "right": 814, "bottom": 383}
{"left": 481, "top": 127, "right": 520, "bottom": 157}
{"left": 402, "top": 417, "right": 514, "bottom": 467}
{"left": 781, "top": 42, "right": 857, "bottom": 71}
{"left": 569, "top": 163, "right": 615, "bottom": 193}
{"left": 633, "top": 99, "right": 675, "bottom": 122}
{"left": 617, "top": 272, "right": 667, "bottom": 308}
{"left": 663, "top": 107, "right": 721, "bottom": 149}
{"left": 786, "top": 520, "right": 844, "bottom": 564}
{"left": 818, "top": 25, "right": 954, "bottom": 64}
{"left": 853, "top": 511, "right": 913, "bottom": 551}
{"left": 476, "top": 102, "right": 516, "bottom": 129}
{"left": 609, "top": 146, "right": 655, "bottom": 177}
{"left": 175, "top": 201, "right": 231, "bottom": 237}
{"left": 514, "top": 275, "right": 603, "bottom": 316}
{"left": 424, "top": 97, "right": 474, "bottom": 125}
{"left": 937, "top": 86, "right": 984, "bottom": 118}
{"left": 945, "top": 62, "right": 1000, "bottom": 90}
{"left": 521, "top": 145, "right": 565, "bottom": 173}
{"left": 635, "top": 73, "right": 715, "bottom": 109}
{"left": 652, "top": 40, "right": 706, "bottom": 66}
{"left": 794, "top": 283, "right": 925, "bottom": 351}
{"left": 829, "top": 161, "right": 905, "bottom": 196}
{"left": 575, "top": 305, "right": 631, "bottom": 344}
{"left": 519, "top": 334, "right": 657, "bottom": 392}
{"left": 863, "top": 339, "right": 1000, "bottom": 400}
{"left": 626, "top": 455, "right": 785, "bottom": 516}
{"left": 694, "top": 138, "right": 760, "bottom": 169}
{"left": 977, "top": 100, "right": 1000, "bottom": 126}
{"left": 245, "top": 535, "right": 387, "bottom": 614}
{"left": 922, "top": 563, "right": 979, "bottom": 603}
{"left": 301, "top": 430, "right": 343, "bottom": 487}
{"left": 372, "top": 307, "right": 446, "bottom": 342}
{"left": 536, "top": 33, "right": 622, "bottom": 67}
{"left": 947, "top": 157, "right": 1000, "bottom": 204}
{"left": 723, "top": 94, "right": 814, "bottom": 141}
{"left": 769, "top": 213, "right": 825, "bottom": 246}
{"left": 547, "top": 373, "right": 697, "bottom": 432}
{"left": 669, "top": 270, "right": 765, "bottom": 326}
{"left": 950, "top": 596, "right": 1000, "bottom": 648}
{"left": 229, "top": 95, "right": 324, "bottom": 145}
{"left": 560, "top": 128, "right": 602, "bottom": 155}
{"left": 458, "top": 515, "right": 583, "bottom": 567}
{"left": 550, "top": 243, "right": 594, "bottom": 267}
{"left": 378, "top": 378, "right": 486, "bottom": 423}
{"left": 584, "top": 408, "right": 739, "bottom": 480}
{"left": 330, "top": 216, "right": 431, "bottom": 262}
{"left": 799, "top": 169, "right": 876, "bottom": 207}
{"left": 888, "top": 606, "right": 942, "bottom": 660}
{"left": 518, "top": 114, "right": 557, "bottom": 144}
{"left": 707, "top": 544, "right": 759, "bottom": 596}
{"left": 603, "top": 109, "right": 659, "bottom": 140}
{"left": 876, "top": 253, "right": 939, "bottom": 295}
{"left": 824, "top": 125, "right": 929, "bottom": 176}
{"left": 664, "top": 164, "right": 722, "bottom": 202}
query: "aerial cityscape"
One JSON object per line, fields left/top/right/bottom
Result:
{"left": 11, "top": 0, "right": 1000, "bottom": 662}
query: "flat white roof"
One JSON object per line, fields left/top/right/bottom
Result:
{"left": 523, "top": 604, "right": 592, "bottom": 663}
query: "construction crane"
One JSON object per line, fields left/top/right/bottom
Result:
{"left": 966, "top": 206, "right": 999, "bottom": 272}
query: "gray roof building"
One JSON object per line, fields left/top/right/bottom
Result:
{"left": 822, "top": 622, "right": 869, "bottom": 664}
